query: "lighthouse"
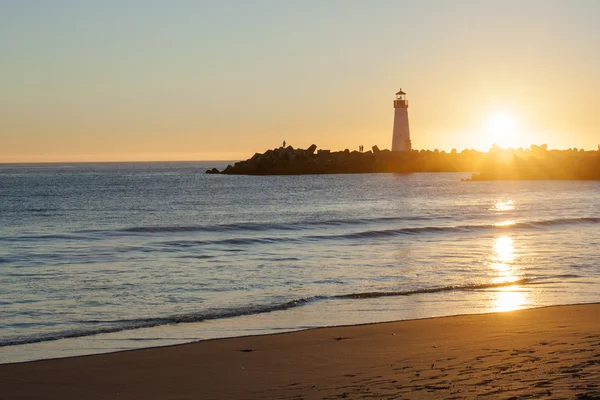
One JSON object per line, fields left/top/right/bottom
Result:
{"left": 391, "top": 89, "right": 411, "bottom": 152}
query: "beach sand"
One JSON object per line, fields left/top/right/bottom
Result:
{"left": 2, "top": 304, "right": 599, "bottom": 399}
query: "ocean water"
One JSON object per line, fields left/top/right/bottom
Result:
{"left": 1, "top": 162, "right": 599, "bottom": 364}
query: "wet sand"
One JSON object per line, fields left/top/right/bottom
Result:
{"left": 2, "top": 303, "right": 600, "bottom": 399}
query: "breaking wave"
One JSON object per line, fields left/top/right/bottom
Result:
{"left": 0, "top": 275, "right": 577, "bottom": 348}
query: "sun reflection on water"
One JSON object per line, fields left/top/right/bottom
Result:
{"left": 494, "top": 220, "right": 516, "bottom": 227}
{"left": 489, "top": 236, "right": 529, "bottom": 312}
{"left": 494, "top": 286, "right": 527, "bottom": 312}
{"left": 491, "top": 199, "right": 515, "bottom": 211}
{"left": 492, "top": 236, "right": 515, "bottom": 265}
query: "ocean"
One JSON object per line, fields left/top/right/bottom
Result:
{"left": 1, "top": 162, "right": 599, "bottom": 364}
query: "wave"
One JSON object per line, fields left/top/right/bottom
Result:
{"left": 0, "top": 297, "right": 322, "bottom": 347}
{"left": 320, "top": 217, "right": 600, "bottom": 241}
{"left": 0, "top": 234, "right": 95, "bottom": 242}
{"left": 0, "top": 275, "right": 577, "bottom": 348}
{"left": 117, "top": 216, "right": 600, "bottom": 237}
{"left": 158, "top": 216, "right": 600, "bottom": 247}
{"left": 527, "top": 217, "right": 600, "bottom": 226}
{"left": 111, "top": 216, "right": 600, "bottom": 240}
{"left": 78, "top": 216, "right": 441, "bottom": 235}
{"left": 2, "top": 216, "right": 597, "bottom": 246}
{"left": 334, "top": 279, "right": 542, "bottom": 299}
{"left": 25, "top": 208, "right": 62, "bottom": 213}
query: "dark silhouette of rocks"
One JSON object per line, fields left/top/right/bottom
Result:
{"left": 211, "top": 144, "right": 600, "bottom": 180}
{"left": 205, "top": 167, "right": 219, "bottom": 174}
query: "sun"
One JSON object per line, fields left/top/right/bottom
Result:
{"left": 486, "top": 111, "right": 518, "bottom": 148}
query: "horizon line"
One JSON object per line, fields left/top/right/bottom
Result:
{"left": 2, "top": 144, "right": 598, "bottom": 165}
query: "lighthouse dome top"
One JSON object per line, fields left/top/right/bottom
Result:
{"left": 396, "top": 89, "right": 406, "bottom": 95}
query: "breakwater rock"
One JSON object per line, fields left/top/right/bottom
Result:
{"left": 207, "top": 144, "right": 600, "bottom": 180}
{"left": 210, "top": 144, "right": 483, "bottom": 175}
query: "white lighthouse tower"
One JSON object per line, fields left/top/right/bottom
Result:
{"left": 391, "top": 89, "right": 411, "bottom": 152}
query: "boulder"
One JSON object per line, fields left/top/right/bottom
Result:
{"left": 259, "top": 150, "right": 274, "bottom": 162}
{"left": 205, "top": 168, "right": 220, "bottom": 174}
{"left": 277, "top": 148, "right": 288, "bottom": 160}
{"left": 372, "top": 145, "right": 380, "bottom": 153}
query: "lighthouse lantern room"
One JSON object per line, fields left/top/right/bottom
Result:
{"left": 391, "top": 89, "right": 412, "bottom": 152}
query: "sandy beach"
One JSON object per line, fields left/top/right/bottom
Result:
{"left": 2, "top": 303, "right": 600, "bottom": 399}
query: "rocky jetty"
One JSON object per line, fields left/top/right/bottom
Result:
{"left": 219, "top": 144, "right": 388, "bottom": 175}
{"left": 213, "top": 145, "right": 393, "bottom": 175}
{"left": 208, "top": 144, "right": 484, "bottom": 175}
{"left": 206, "top": 144, "right": 600, "bottom": 180}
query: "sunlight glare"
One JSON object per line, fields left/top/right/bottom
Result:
{"left": 488, "top": 236, "right": 528, "bottom": 312}
{"left": 494, "top": 236, "right": 515, "bottom": 263}
{"left": 491, "top": 199, "right": 515, "bottom": 212}
{"left": 487, "top": 111, "right": 518, "bottom": 148}
{"left": 494, "top": 286, "right": 527, "bottom": 312}
{"left": 494, "top": 220, "right": 516, "bottom": 227}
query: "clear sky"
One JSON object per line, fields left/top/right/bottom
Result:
{"left": 1, "top": 0, "right": 599, "bottom": 162}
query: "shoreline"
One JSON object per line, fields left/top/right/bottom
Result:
{"left": 3, "top": 303, "right": 600, "bottom": 399}
{"left": 5, "top": 261, "right": 600, "bottom": 366}
{"left": 0, "top": 301, "right": 592, "bottom": 366}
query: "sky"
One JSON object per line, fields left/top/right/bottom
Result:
{"left": 1, "top": 0, "right": 599, "bottom": 162}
